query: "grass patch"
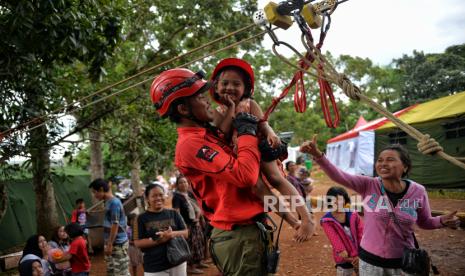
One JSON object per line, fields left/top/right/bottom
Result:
{"left": 311, "top": 170, "right": 326, "bottom": 179}
{"left": 427, "top": 189, "right": 465, "bottom": 200}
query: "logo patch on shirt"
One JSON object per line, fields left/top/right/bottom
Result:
{"left": 196, "top": 145, "right": 218, "bottom": 162}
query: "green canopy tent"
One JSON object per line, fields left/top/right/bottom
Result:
{"left": 375, "top": 91, "right": 465, "bottom": 188}
{"left": 0, "top": 168, "right": 91, "bottom": 253}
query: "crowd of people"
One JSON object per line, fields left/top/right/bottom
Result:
{"left": 18, "top": 57, "right": 460, "bottom": 276}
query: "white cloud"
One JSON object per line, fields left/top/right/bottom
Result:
{"left": 257, "top": 0, "right": 465, "bottom": 65}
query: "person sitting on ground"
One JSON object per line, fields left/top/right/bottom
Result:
{"left": 210, "top": 57, "right": 314, "bottom": 242}
{"left": 49, "top": 225, "right": 70, "bottom": 251}
{"left": 301, "top": 134, "right": 460, "bottom": 275}
{"left": 19, "top": 259, "right": 44, "bottom": 276}
{"left": 172, "top": 175, "right": 208, "bottom": 274}
{"left": 321, "top": 186, "right": 363, "bottom": 276}
{"left": 19, "top": 235, "right": 52, "bottom": 276}
{"left": 134, "top": 184, "right": 189, "bottom": 276}
{"left": 48, "top": 225, "right": 71, "bottom": 275}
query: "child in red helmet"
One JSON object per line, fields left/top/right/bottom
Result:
{"left": 210, "top": 58, "right": 315, "bottom": 242}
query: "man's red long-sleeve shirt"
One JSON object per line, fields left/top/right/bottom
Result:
{"left": 175, "top": 127, "right": 263, "bottom": 230}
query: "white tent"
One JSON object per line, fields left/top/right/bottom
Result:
{"left": 326, "top": 106, "right": 416, "bottom": 176}
{"left": 326, "top": 131, "right": 375, "bottom": 176}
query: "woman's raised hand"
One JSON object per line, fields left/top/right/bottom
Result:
{"left": 300, "top": 134, "right": 323, "bottom": 158}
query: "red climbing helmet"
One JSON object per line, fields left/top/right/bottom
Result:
{"left": 150, "top": 68, "right": 209, "bottom": 116}
{"left": 209, "top": 58, "right": 255, "bottom": 103}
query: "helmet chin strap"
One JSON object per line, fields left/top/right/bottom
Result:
{"left": 181, "top": 105, "right": 221, "bottom": 137}
{"left": 184, "top": 104, "right": 211, "bottom": 128}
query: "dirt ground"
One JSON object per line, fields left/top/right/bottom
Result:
{"left": 90, "top": 171, "right": 465, "bottom": 276}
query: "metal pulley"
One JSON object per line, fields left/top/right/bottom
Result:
{"left": 301, "top": 3, "right": 322, "bottom": 29}
{"left": 264, "top": 2, "right": 294, "bottom": 29}
{"left": 255, "top": 1, "right": 329, "bottom": 30}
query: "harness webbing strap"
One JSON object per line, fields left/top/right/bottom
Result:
{"left": 262, "top": 23, "right": 340, "bottom": 128}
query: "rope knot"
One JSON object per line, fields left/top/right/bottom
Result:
{"left": 337, "top": 74, "right": 361, "bottom": 101}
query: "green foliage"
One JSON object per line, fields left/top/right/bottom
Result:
{"left": 67, "top": 0, "right": 262, "bottom": 179}
{"left": 427, "top": 189, "right": 465, "bottom": 200}
{"left": 0, "top": 0, "right": 125, "bottom": 158}
{"left": 0, "top": 0, "right": 125, "bottom": 232}
{"left": 394, "top": 44, "right": 465, "bottom": 107}
{"left": 3, "top": 0, "right": 464, "bottom": 188}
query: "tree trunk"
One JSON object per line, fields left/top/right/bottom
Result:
{"left": 0, "top": 180, "right": 8, "bottom": 223}
{"left": 30, "top": 121, "right": 59, "bottom": 238}
{"left": 130, "top": 151, "right": 141, "bottom": 196}
{"left": 129, "top": 125, "right": 141, "bottom": 196}
{"left": 89, "top": 124, "right": 104, "bottom": 181}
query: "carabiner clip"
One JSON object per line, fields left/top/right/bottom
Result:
{"left": 265, "top": 24, "right": 281, "bottom": 45}
{"left": 320, "top": 12, "right": 331, "bottom": 35}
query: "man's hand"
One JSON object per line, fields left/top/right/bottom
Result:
{"left": 104, "top": 243, "right": 113, "bottom": 256}
{"left": 233, "top": 112, "right": 258, "bottom": 137}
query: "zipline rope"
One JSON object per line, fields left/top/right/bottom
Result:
{"left": 1, "top": 23, "right": 258, "bottom": 139}
{"left": 13, "top": 29, "right": 270, "bottom": 137}
{"left": 267, "top": 23, "right": 465, "bottom": 170}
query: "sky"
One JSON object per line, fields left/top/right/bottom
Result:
{"left": 257, "top": 0, "right": 465, "bottom": 65}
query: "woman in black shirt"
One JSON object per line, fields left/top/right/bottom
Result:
{"left": 133, "top": 184, "right": 188, "bottom": 275}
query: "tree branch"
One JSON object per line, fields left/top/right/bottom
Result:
{"left": 49, "top": 95, "right": 142, "bottom": 147}
{"left": 135, "top": 23, "right": 193, "bottom": 74}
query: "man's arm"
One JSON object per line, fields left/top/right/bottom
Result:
{"left": 104, "top": 223, "right": 119, "bottom": 255}
{"left": 104, "top": 200, "right": 124, "bottom": 255}
{"left": 179, "top": 113, "right": 261, "bottom": 188}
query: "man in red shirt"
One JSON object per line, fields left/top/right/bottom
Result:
{"left": 150, "top": 68, "right": 267, "bottom": 275}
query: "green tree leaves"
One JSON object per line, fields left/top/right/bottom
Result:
{"left": 394, "top": 44, "right": 465, "bottom": 107}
